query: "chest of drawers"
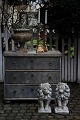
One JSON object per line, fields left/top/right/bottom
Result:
{"left": 4, "top": 50, "right": 62, "bottom": 100}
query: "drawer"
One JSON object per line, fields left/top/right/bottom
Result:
{"left": 5, "top": 71, "right": 60, "bottom": 84}
{"left": 5, "top": 57, "right": 60, "bottom": 70}
{"left": 4, "top": 85, "right": 56, "bottom": 99}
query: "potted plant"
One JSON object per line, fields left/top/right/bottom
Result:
{"left": 11, "top": 13, "right": 32, "bottom": 52}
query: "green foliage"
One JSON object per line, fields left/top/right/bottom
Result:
{"left": 65, "top": 46, "right": 74, "bottom": 58}
{"left": 27, "top": 39, "right": 37, "bottom": 47}
{"left": 27, "top": 39, "right": 43, "bottom": 47}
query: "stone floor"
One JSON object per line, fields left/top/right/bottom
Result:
{"left": 0, "top": 83, "right": 80, "bottom": 120}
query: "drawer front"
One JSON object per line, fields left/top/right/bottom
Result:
{"left": 4, "top": 85, "right": 56, "bottom": 99}
{"left": 5, "top": 71, "right": 60, "bottom": 84}
{"left": 5, "top": 57, "right": 60, "bottom": 70}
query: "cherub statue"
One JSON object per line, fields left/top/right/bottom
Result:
{"left": 55, "top": 82, "right": 70, "bottom": 114}
{"left": 38, "top": 82, "right": 52, "bottom": 113}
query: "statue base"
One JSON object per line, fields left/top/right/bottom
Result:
{"left": 54, "top": 106, "right": 69, "bottom": 114}
{"left": 38, "top": 106, "right": 51, "bottom": 113}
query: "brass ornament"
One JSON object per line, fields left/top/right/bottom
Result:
{"left": 36, "top": 44, "right": 44, "bottom": 53}
{"left": 36, "top": 24, "right": 44, "bottom": 53}
{"left": 43, "top": 24, "right": 48, "bottom": 52}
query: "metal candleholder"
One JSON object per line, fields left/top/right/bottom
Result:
{"left": 36, "top": 24, "right": 44, "bottom": 53}
{"left": 43, "top": 24, "right": 48, "bottom": 52}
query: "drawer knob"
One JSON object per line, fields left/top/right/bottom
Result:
{"left": 31, "top": 59, "right": 33, "bottom": 63}
{"left": 31, "top": 74, "right": 34, "bottom": 78}
{"left": 22, "top": 88, "right": 24, "bottom": 91}
{"left": 49, "top": 62, "right": 52, "bottom": 66}
{"left": 12, "top": 61, "right": 16, "bottom": 66}
{"left": 31, "top": 88, "right": 33, "bottom": 91}
{"left": 13, "top": 90, "right": 16, "bottom": 95}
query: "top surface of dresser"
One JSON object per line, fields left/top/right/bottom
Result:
{"left": 3, "top": 50, "right": 62, "bottom": 57}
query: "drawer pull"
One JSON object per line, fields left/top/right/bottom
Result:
{"left": 49, "top": 62, "right": 52, "bottom": 66}
{"left": 31, "top": 88, "right": 33, "bottom": 91}
{"left": 31, "top": 59, "right": 33, "bottom": 63}
{"left": 22, "top": 89, "right": 24, "bottom": 91}
{"left": 12, "top": 61, "right": 16, "bottom": 66}
{"left": 31, "top": 74, "right": 34, "bottom": 78}
{"left": 13, "top": 90, "right": 16, "bottom": 95}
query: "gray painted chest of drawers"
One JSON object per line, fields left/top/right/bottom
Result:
{"left": 3, "top": 50, "right": 62, "bottom": 100}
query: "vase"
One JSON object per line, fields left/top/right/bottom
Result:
{"left": 11, "top": 29, "right": 32, "bottom": 52}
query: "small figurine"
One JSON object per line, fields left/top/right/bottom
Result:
{"left": 38, "top": 82, "right": 52, "bottom": 113}
{"left": 55, "top": 82, "right": 70, "bottom": 114}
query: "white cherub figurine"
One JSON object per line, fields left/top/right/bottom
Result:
{"left": 38, "top": 82, "right": 52, "bottom": 113}
{"left": 55, "top": 82, "right": 70, "bottom": 114}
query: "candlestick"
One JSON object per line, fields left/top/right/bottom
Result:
{"left": 36, "top": 24, "right": 44, "bottom": 53}
{"left": 45, "top": 10, "right": 47, "bottom": 24}
{"left": 43, "top": 24, "right": 48, "bottom": 52}
{"left": 38, "top": 9, "right": 40, "bottom": 23}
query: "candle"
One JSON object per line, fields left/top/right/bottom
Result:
{"left": 45, "top": 10, "right": 47, "bottom": 24}
{"left": 38, "top": 9, "right": 40, "bottom": 23}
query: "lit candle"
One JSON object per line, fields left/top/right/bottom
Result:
{"left": 38, "top": 9, "right": 40, "bottom": 23}
{"left": 45, "top": 10, "right": 47, "bottom": 24}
